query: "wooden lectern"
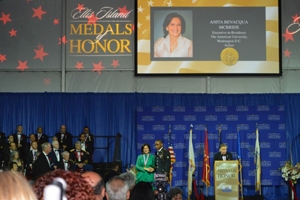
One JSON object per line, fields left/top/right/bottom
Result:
{"left": 214, "top": 160, "right": 239, "bottom": 200}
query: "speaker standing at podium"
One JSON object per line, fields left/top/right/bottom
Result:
{"left": 214, "top": 143, "right": 233, "bottom": 161}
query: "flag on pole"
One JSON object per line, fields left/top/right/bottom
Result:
{"left": 202, "top": 128, "right": 210, "bottom": 186}
{"left": 237, "top": 130, "right": 241, "bottom": 160}
{"left": 168, "top": 125, "right": 176, "bottom": 183}
{"left": 218, "top": 126, "right": 222, "bottom": 148}
{"left": 237, "top": 129, "right": 243, "bottom": 198}
{"left": 188, "top": 125, "right": 195, "bottom": 198}
{"left": 255, "top": 127, "right": 261, "bottom": 192}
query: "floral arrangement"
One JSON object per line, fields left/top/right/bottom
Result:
{"left": 280, "top": 161, "right": 300, "bottom": 184}
{"left": 127, "top": 164, "right": 137, "bottom": 175}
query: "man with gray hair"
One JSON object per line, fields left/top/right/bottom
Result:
{"left": 106, "top": 176, "right": 130, "bottom": 200}
{"left": 32, "top": 142, "right": 52, "bottom": 180}
{"left": 119, "top": 172, "right": 136, "bottom": 190}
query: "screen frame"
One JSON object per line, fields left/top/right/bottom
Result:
{"left": 134, "top": 0, "right": 282, "bottom": 77}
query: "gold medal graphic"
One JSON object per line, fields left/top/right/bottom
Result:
{"left": 220, "top": 48, "right": 239, "bottom": 66}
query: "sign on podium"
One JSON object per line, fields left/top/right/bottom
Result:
{"left": 214, "top": 160, "right": 239, "bottom": 200}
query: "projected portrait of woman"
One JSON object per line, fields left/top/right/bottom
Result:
{"left": 154, "top": 12, "right": 193, "bottom": 58}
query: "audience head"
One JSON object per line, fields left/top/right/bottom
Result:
{"left": 31, "top": 141, "right": 38, "bottom": 150}
{"left": 52, "top": 136, "right": 58, "bottom": 142}
{"left": 10, "top": 150, "right": 20, "bottom": 161}
{"left": 83, "top": 126, "right": 90, "bottom": 134}
{"left": 75, "top": 141, "right": 81, "bottom": 150}
{"left": 9, "top": 162, "right": 18, "bottom": 171}
{"left": 130, "top": 181, "right": 155, "bottom": 200}
{"left": 52, "top": 140, "right": 59, "bottom": 149}
{"left": 16, "top": 125, "right": 23, "bottom": 133}
{"left": 154, "top": 140, "right": 163, "bottom": 150}
{"left": 60, "top": 125, "right": 66, "bottom": 133}
{"left": 37, "top": 126, "right": 43, "bottom": 134}
{"left": 9, "top": 142, "right": 17, "bottom": 151}
{"left": 29, "top": 133, "right": 37, "bottom": 142}
{"left": 219, "top": 143, "right": 228, "bottom": 155}
{"left": 168, "top": 187, "right": 183, "bottom": 200}
{"left": 106, "top": 176, "right": 129, "bottom": 200}
{"left": 33, "top": 169, "right": 95, "bottom": 200}
{"left": 111, "top": 162, "right": 120, "bottom": 172}
{"left": 62, "top": 151, "right": 70, "bottom": 161}
{"left": 119, "top": 172, "right": 136, "bottom": 190}
{"left": 0, "top": 171, "right": 37, "bottom": 200}
{"left": 141, "top": 143, "right": 151, "bottom": 154}
{"left": 82, "top": 171, "right": 105, "bottom": 200}
{"left": 79, "top": 133, "right": 86, "bottom": 141}
{"left": 41, "top": 142, "right": 52, "bottom": 154}
{"left": 8, "top": 135, "right": 14, "bottom": 143}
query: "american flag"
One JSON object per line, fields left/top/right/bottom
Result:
{"left": 168, "top": 125, "right": 176, "bottom": 182}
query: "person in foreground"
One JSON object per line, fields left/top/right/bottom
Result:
{"left": 168, "top": 187, "right": 183, "bottom": 200}
{"left": 106, "top": 176, "right": 130, "bottom": 200}
{"left": 214, "top": 143, "right": 233, "bottom": 161}
{"left": 0, "top": 170, "right": 37, "bottom": 200}
{"left": 82, "top": 171, "right": 106, "bottom": 200}
{"left": 33, "top": 169, "right": 95, "bottom": 200}
{"left": 130, "top": 181, "right": 154, "bottom": 200}
{"left": 154, "top": 12, "right": 193, "bottom": 57}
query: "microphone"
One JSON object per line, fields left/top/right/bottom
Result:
{"left": 44, "top": 177, "right": 67, "bottom": 200}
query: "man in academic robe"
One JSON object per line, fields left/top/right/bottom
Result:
{"left": 32, "top": 142, "right": 52, "bottom": 180}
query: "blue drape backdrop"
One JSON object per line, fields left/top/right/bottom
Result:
{"left": 1, "top": 92, "right": 300, "bottom": 199}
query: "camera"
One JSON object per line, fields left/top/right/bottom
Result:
{"left": 154, "top": 173, "right": 169, "bottom": 200}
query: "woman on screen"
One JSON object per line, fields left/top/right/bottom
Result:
{"left": 154, "top": 12, "right": 193, "bottom": 58}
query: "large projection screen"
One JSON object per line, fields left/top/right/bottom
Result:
{"left": 136, "top": 0, "right": 281, "bottom": 76}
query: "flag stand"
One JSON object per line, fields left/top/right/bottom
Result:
{"left": 238, "top": 158, "right": 244, "bottom": 200}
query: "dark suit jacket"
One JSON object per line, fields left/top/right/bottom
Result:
{"left": 79, "top": 141, "right": 93, "bottom": 155}
{"left": 32, "top": 152, "right": 51, "bottom": 180}
{"left": 26, "top": 149, "right": 40, "bottom": 166}
{"left": 13, "top": 133, "right": 27, "bottom": 160}
{"left": 56, "top": 159, "right": 74, "bottom": 171}
{"left": 48, "top": 149, "right": 63, "bottom": 170}
{"left": 155, "top": 148, "right": 171, "bottom": 177}
{"left": 35, "top": 133, "right": 49, "bottom": 146}
{"left": 55, "top": 132, "right": 73, "bottom": 151}
{"left": 214, "top": 152, "right": 233, "bottom": 161}
{"left": 78, "top": 133, "right": 95, "bottom": 155}
{"left": 0, "top": 132, "right": 5, "bottom": 153}
{"left": 13, "top": 133, "right": 27, "bottom": 149}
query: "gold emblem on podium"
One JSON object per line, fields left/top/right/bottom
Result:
{"left": 220, "top": 48, "right": 239, "bottom": 66}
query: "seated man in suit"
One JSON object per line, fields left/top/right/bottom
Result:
{"left": 56, "top": 151, "right": 74, "bottom": 171}
{"left": 69, "top": 141, "right": 93, "bottom": 172}
{"left": 214, "top": 143, "right": 233, "bottom": 161}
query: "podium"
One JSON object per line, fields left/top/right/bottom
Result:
{"left": 214, "top": 160, "right": 239, "bottom": 200}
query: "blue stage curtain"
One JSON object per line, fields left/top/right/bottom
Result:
{"left": 1, "top": 92, "right": 300, "bottom": 199}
